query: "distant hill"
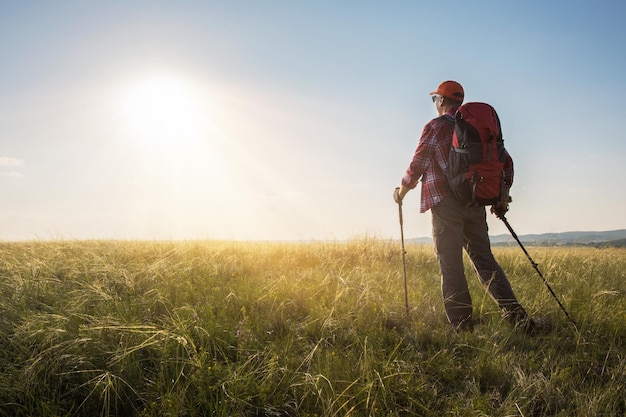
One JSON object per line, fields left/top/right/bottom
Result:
{"left": 407, "top": 230, "right": 626, "bottom": 247}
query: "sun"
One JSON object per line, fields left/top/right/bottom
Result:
{"left": 119, "top": 73, "right": 231, "bottom": 190}
{"left": 122, "top": 74, "right": 199, "bottom": 142}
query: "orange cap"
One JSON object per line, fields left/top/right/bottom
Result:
{"left": 430, "top": 80, "right": 464, "bottom": 102}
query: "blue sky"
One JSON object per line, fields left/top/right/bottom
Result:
{"left": 1, "top": 1, "right": 625, "bottom": 241}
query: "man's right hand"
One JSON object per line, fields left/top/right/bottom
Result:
{"left": 490, "top": 201, "right": 509, "bottom": 218}
{"left": 491, "top": 194, "right": 512, "bottom": 218}
{"left": 393, "top": 186, "right": 407, "bottom": 205}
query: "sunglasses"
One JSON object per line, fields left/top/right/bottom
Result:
{"left": 431, "top": 94, "right": 440, "bottom": 103}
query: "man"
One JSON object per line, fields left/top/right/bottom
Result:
{"left": 394, "top": 80, "right": 534, "bottom": 332}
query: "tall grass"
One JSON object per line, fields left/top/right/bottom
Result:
{"left": 0, "top": 239, "right": 624, "bottom": 416}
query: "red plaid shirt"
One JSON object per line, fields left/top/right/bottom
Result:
{"left": 401, "top": 108, "right": 514, "bottom": 213}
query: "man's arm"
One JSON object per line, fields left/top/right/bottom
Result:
{"left": 394, "top": 123, "right": 438, "bottom": 202}
{"left": 491, "top": 149, "right": 514, "bottom": 217}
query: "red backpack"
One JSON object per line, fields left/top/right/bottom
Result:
{"left": 446, "top": 102, "right": 507, "bottom": 206}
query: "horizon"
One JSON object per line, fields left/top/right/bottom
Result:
{"left": 2, "top": 1, "right": 626, "bottom": 241}
{"left": 3, "top": 227, "right": 626, "bottom": 244}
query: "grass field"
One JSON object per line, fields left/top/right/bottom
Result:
{"left": 0, "top": 239, "right": 624, "bottom": 416}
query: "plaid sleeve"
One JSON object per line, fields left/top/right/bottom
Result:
{"left": 503, "top": 149, "right": 514, "bottom": 187}
{"left": 401, "top": 123, "right": 437, "bottom": 189}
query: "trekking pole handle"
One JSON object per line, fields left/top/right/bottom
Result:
{"left": 393, "top": 187, "right": 403, "bottom": 206}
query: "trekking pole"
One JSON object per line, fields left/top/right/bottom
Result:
{"left": 498, "top": 214, "right": 577, "bottom": 328}
{"left": 395, "top": 188, "right": 410, "bottom": 317}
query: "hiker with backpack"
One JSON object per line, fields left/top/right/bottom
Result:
{"left": 393, "top": 80, "right": 536, "bottom": 333}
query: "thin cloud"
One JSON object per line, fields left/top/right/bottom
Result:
{"left": 0, "top": 157, "right": 23, "bottom": 166}
{"left": 1, "top": 171, "right": 23, "bottom": 177}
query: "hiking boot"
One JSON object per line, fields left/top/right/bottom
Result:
{"left": 505, "top": 306, "right": 528, "bottom": 325}
{"left": 528, "top": 316, "right": 553, "bottom": 334}
{"left": 505, "top": 307, "right": 543, "bottom": 335}
{"left": 451, "top": 318, "right": 475, "bottom": 333}
{"left": 513, "top": 316, "right": 553, "bottom": 335}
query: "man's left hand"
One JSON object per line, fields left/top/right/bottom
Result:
{"left": 490, "top": 200, "right": 509, "bottom": 218}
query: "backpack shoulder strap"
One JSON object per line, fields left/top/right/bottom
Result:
{"left": 441, "top": 113, "right": 455, "bottom": 123}
{"left": 432, "top": 113, "right": 456, "bottom": 173}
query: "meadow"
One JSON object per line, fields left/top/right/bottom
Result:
{"left": 0, "top": 239, "right": 624, "bottom": 416}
